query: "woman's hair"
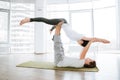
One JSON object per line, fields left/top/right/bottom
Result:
{"left": 84, "top": 61, "right": 96, "bottom": 68}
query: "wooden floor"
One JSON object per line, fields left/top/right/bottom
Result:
{"left": 0, "top": 52, "right": 120, "bottom": 80}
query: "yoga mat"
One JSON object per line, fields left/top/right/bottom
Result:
{"left": 16, "top": 61, "right": 99, "bottom": 72}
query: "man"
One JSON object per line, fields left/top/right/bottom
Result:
{"left": 53, "top": 21, "right": 97, "bottom": 68}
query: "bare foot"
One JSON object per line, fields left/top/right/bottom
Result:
{"left": 20, "top": 17, "right": 30, "bottom": 25}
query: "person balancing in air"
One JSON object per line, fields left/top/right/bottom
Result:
{"left": 20, "top": 17, "right": 110, "bottom": 68}
{"left": 20, "top": 17, "right": 110, "bottom": 47}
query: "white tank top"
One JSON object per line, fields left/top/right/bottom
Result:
{"left": 62, "top": 24, "right": 84, "bottom": 41}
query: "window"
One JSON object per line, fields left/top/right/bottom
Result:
{"left": 46, "top": 0, "right": 117, "bottom": 53}
{"left": 10, "top": 2, "right": 35, "bottom": 53}
{"left": 0, "top": 0, "right": 10, "bottom": 9}
{"left": 94, "top": 7, "right": 117, "bottom": 50}
{"left": 71, "top": 10, "right": 92, "bottom": 37}
{"left": 0, "top": 0, "right": 10, "bottom": 54}
{"left": 0, "top": 0, "right": 9, "bottom": 43}
{"left": 0, "top": 12, "right": 9, "bottom": 43}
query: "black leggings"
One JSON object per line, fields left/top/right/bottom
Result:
{"left": 30, "top": 17, "right": 67, "bottom": 25}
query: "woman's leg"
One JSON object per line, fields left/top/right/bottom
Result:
{"left": 20, "top": 17, "right": 67, "bottom": 25}
{"left": 30, "top": 17, "right": 62, "bottom": 25}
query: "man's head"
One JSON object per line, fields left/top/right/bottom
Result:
{"left": 84, "top": 58, "right": 96, "bottom": 68}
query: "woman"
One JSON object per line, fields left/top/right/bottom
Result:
{"left": 20, "top": 17, "right": 110, "bottom": 47}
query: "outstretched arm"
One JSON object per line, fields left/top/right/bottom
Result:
{"left": 81, "top": 37, "right": 110, "bottom": 43}
{"left": 80, "top": 40, "right": 93, "bottom": 59}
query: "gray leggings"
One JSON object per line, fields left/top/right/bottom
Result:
{"left": 53, "top": 35, "right": 64, "bottom": 65}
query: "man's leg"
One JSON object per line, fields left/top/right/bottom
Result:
{"left": 53, "top": 22, "right": 65, "bottom": 65}
{"left": 54, "top": 22, "right": 85, "bottom": 68}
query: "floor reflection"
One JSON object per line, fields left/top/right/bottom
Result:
{"left": 117, "top": 57, "right": 120, "bottom": 80}
{"left": 55, "top": 71, "right": 96, "bottom": 80}
{"left": 0, "top": 53, "right": 120, "bottom": 80}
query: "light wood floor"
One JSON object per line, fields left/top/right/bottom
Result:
{"left": 0, "top": 53, "right": 120, "bottom": 80}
